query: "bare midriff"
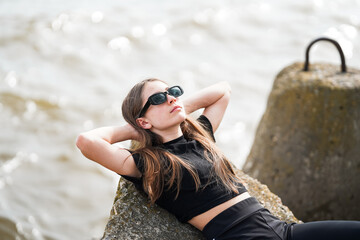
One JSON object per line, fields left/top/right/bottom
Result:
{"left": 188, "top": 192, "right": 251, "bottom": 231}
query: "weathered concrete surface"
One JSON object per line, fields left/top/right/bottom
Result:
{"left": 244, "top": 62, "right": 360, "bottom": 221}
{"left": 102, "top": 169, "right": 300, "bottom": 240}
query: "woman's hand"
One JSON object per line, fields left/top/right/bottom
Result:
{"left": 126, "top": 123, "right": 141, "bottom": 142}
{"left": 183, "top": 81, "right": 231, "bottom": 132}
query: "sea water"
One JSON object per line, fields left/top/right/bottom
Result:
{"left": 1, "top": 0, "right": 359, "bottom": 239}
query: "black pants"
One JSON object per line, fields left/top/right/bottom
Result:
{"left": 291, "top": 220, "right": 360, "bottom": 240}
{"left": 202, "top": 197, "right": 360, "bottom": 240}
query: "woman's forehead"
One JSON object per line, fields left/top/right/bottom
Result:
{"left": 142, "top": 81, "right": 168, "bottom": 99}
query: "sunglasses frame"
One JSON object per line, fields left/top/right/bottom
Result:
{"left": 137, "top": 85, "right": 184, "bottom": 118}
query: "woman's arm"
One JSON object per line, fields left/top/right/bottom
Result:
{"left": 183, "top": 81, "right": 231, "bottom": 132}
{"left": 76, "top": 124, "right": 141, "bottom": 177}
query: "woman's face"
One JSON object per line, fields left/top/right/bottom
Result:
{"left": 139, "top": 81, "right": 186, "bottom": 131}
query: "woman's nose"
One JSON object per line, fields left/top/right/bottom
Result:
{"left": 167, "top": 94, "right": 177, "bottom": 104}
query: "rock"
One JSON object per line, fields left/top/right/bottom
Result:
{"left": 243, "top": 62, "right": 360, "bottom": 221}
{"left": 102, "top": 168, "right": 300, "bottom": 240}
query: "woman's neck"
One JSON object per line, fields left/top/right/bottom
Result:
{"left": 152, "top": 126, "right": 183, "bottom": 143}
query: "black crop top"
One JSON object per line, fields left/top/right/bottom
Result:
{"left": 121, "top": 115, "right": 247, "bottom": 222}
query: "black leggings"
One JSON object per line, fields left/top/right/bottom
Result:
{"left": 202, "top": 197, "right": 360, "bottom": 240}
{"left": 291, "top": 220, "right": 360, "bottom": 240}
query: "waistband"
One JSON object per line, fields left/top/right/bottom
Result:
{"left": 202, "top": 197, "right": 265, "bottom": 240}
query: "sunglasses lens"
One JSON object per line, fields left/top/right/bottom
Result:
{"left": 168, "top": 86, "right": 183, "bottom": 97}
{"left": 147, "top": 86, "right": 183, "bottom": 106}
{"left": 150, "top": 93, "right": 167, "bottom": 105}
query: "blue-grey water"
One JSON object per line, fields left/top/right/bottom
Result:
{"left": 1, "top": 0, "right": 359, "bottom": 239}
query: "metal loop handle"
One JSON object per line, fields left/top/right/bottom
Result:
{"left": 303, "top": 37, "right": 347, "bottom": 73}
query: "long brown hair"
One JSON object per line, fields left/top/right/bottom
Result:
{"left": 122, "top": 78, "right": 241, "bottom": 204}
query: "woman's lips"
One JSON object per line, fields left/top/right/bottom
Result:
{"left": 170, "top": 105, "right": 182, "bottom": 113}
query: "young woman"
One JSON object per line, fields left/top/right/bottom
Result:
{"left": 76, "top": 78, "right": 360, "bottom": 240}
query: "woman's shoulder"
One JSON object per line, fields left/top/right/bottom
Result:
{"left": 197, "top": 115, "right": 215, "bottom": 142}
{"left": 126, "top": 150, "right": 144, "bottom": 172}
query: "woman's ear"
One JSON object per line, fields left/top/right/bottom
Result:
{"left": 136, "top": 118, "right": 152, "bottom": 129}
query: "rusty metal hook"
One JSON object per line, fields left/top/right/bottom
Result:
{"left": 303, "top": 37, "right": 347, "bottom": 73}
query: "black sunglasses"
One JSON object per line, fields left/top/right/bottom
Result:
{"left": 137, "top": 86, "right": 184, "bottom": 118}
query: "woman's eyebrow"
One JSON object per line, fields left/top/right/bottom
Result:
{"left": 150, "top": 87, "right": 167, "bottom": 96}
{"left": 156, "top": 87, "right": 167, "bottom": 93}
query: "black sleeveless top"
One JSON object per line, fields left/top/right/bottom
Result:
{"left": 121, "top": 115, "right": 247, "bottom": 222}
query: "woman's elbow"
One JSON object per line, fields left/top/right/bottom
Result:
{"left": 221, "top": 81, "right": 231, "bottom": 98}
{"left": 226, "top": 82, "right": 232, "bottom": 94}
{"left": 219, "top": 81, "right": 231, "bottom": 95}
{"left": 76, "top": 133, "right": 91, "bottom": 152}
